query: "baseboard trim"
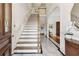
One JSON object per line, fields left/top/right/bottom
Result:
{"left": 58, "top": 48, "right": 65, "bottom": 56}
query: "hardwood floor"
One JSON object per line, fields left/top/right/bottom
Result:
{"left": 65, "top": 38, "right": 79, "bottom": 56}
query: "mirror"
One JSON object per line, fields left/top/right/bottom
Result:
{"left": 71, "top": 3, "right": 79, "bottom": 30}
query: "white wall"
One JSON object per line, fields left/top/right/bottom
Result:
{"left": 46, "top": 3, "right": 74, "bottom": 54}
{"left": 12, "top": 3, "right": 32, "bottom": 54}
{"left": 46, "top": 4, "right": 59, "bottom": 38}
{"left": 59, "top": 3, "right": 74, "bottom": 54}
{"left": 39, "top": 15, "right": 47, "bottom": 35}
{"left": 48, "top": 7, "right": 60, "bottom": 35}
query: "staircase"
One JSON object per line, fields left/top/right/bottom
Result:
{"left": 14, "top": 14, "right": 42, "bottom": 54}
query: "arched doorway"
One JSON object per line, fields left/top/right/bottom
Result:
{"left": 48, "top": 6, "right": 60, "bottom": 48}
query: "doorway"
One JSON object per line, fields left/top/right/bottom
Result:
{"left": 49, "top": 7, "right": 60, "bottom": 48}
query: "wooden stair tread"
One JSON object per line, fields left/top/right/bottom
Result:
{"left": 19, "top": 37, "right": 38, "bottom": 39}
{"left": 23, "top": 30, "right": 38, "bottom": 32}
{"left": 17, "top": 42, "right": 38, "bottom": 44}
{"left": 21, "top": 34, "right": 38, "bottom": 35}
{"left": 15, "top": 47, "right": 38, "bottom": 50}
{"left": 23, "top": 28, "right": 38, "bottom": 29}
{"left": 21, "top": 33, "right": 39, "bottom": 35}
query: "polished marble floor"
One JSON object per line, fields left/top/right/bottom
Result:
{"left": 13, "top": 35, "right": 62, "bottom": 56}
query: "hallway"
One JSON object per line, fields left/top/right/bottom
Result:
{"left": 13, "top": 14, "right": 62, "bottom": 56}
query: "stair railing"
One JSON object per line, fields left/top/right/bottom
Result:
{"left": 37, "top": 14, "right": 42, "bottom": 53}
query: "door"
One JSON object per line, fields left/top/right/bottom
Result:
{"left": 0, "top": 3, "right": 12, "bottom": 56}
{"left": 56, "top": 21, "right": 60, "bottom": 44}
{"left": 56, "top": 22, "right": 60, "bottom": 36}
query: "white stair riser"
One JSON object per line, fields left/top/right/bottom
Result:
{"left": 24, "top": 26, "right": 38, "bottom": 29}
{"left": 22, "top": 31, "right": 38, "bottom": 33}
{"left": 22, "top": 33, "right": 38, "bottom": 35}
{"left": 28, "top": 23, "right": 37, "bottom": 24}
{"left": 20, "top": 36, "right": 38, "bottom": 38}
{"left": 14, "top": 50, "right": 38, "bottom": 53}
{"left": 17, "top": 44, "right": 38, "bottom": 47}
{"left": 24, "top": 28, "right": 38, "bottom": 29}
{"left": 24, "top": 29, "right": 38, "bottom": 30}
{"left": 23, "top": 30, "right": 38, "bottom": 31}
{"left": 19, "top": 39, "right": 38, "bottom": 42}
{"left": 23, "top": 31, "right": 38, "bottom": 32}
{"left": 24, "top": 26, "right": 38, "bottom": 27}
{"left": 24, "top": 27, "right": 37, "bottom": 28}
{"left": 21, "top": 35, "right": 38, "bottom": 36}
{"left": 22, "top": 32, "right": 38, "bottom": 33}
